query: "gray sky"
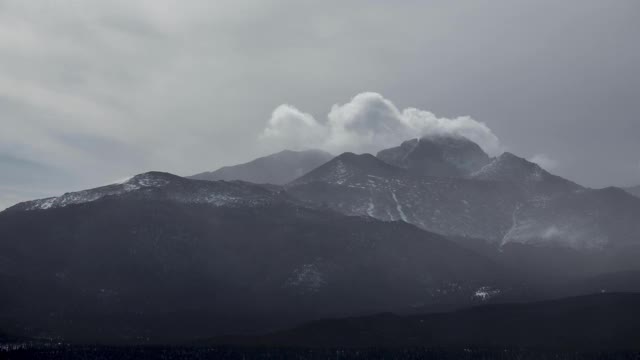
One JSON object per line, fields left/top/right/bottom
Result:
{"left": 1, "top": 0, "right": 639, "bottom": 209}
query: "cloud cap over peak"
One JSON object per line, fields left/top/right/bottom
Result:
{"left": 260, "top": 92, "right": 502, "bottom": 156}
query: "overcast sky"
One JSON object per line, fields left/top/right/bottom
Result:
{"left": 1, "top": 0, "right": 639, "bottom": 209}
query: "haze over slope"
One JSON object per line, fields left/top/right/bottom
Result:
{"left": 625, "top": 185, "right": 640, "bottom": 198}
{"left": 190, "top": 150, "right": 333, "bottom": 185}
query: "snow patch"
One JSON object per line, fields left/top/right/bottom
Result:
{"left": 473, "top": 286, "right": 501, "bottom": 301}
{"left": 333, "top": 160, "right": 348, "bottom": 184}
{"left": 366, "top": 198, "right": 375, "bottom": 217}
{"left": 391, "top": 191, "right": 408, "bottom": 222}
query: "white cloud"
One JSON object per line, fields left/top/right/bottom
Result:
{"left": 529, "top": 154, "right": 559, "bottom": 171}
{"left": 260, "top": 92, "right": 502, "bottom": 155}
{"left": 260, "top": 105, "right": 328, "bottom": 150}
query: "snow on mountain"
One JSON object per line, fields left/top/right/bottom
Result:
{"left": 289, "top": 152, "right": 401, "bottom": 186}
{"left": 472, "top": 152, "right": 582, "bottom": 195}
{"left": 287, "top": 139, "right": 640, "bottom": 250}
{"left": 287, "top": 152, "right": 521, "bottom": 242}
{"left": 5, "top": 172, "right": 286, "bottom": 212}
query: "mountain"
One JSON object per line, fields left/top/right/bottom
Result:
{"left": 213, "top": 293, "right": 640, "bottom": 350}
{"left": 286, "top": 138, "right": 640, "bottom": 250}
{"left": 624, "top": 185, "right": 640, "bottom": 198}
{"left": 472, "top": 152, "right": 581, "bottom": 195}
{"left": 449, "top": 235, "right": 640, "bottom": 288}
{"left": 6, "top": 172, "right": 286, "bottom": 212}
{"left": 0, "top": 172, "right": 507, "bottom": 343}
{"left": 377, "top": 135, "right": 491, "bottom": 177}
{"left": 189, "top": 149, "right": 333, "bottom": 185}
{"left": 497, "top": 186, "right": 640, "bottom": 249}
{"left": 288, "top": 152, "right": 522, "bottom": 242}
{"left": 470, "top": 156, "right": 640, "bottom": 249}
{"left": 290, "top": 152, "right": 404, "bottom": 186}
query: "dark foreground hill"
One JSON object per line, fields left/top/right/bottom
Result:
{"left": 0, "top": 172, "right": 506, "bottom": 343}
{"left": 211, "top": 293, "right": 640, "bottom": 350}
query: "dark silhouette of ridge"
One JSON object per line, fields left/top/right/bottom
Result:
{"left": 209, "top": 293, "right": 640, "bottom": 350}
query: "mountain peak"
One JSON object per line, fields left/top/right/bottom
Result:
{"left": 473, "top": 152, "right": 544, "bottom": 181}
{"left": 189, "top": 149, "right": 333, "bottom": 185}
{"left": 276, "top": 148, "right": 329, "bottom": 156}
{"left": 472, "top": 152, "right": 581, "bottom": 193}
{"left": 495, "top": 152, "right": 539, "bottom": 166}
{"left": 376, "top": 134, "right": 490, "bottom": 177}
{"left": 125, "top": 171, "right": 182, "bottom": 185}
{"left": 497, "top": 151, "right": 521, "bottom": 160}
{"left": 333, "top": 152, "right": 378, "bottom": 164}
{"left": 289, "top": 152, "right": 401, "bottom": 185}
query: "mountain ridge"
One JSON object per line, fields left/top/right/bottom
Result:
{"left": 189, "top": 149, "right": 333, "bottom": 185}
{"left": 472, "top": 152, "right": 582, "bottom": 195}
{"left": 5, "top": 171, "right": 287, "bottom": 212}
{"left": 286, "top": 137, "right": 640, "bottom": 250}
{"left": 289, "top": 152, "right": 405, "bottom": 186}
{"left": 208, "top": 292, "right": 640, "bottom": 349}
